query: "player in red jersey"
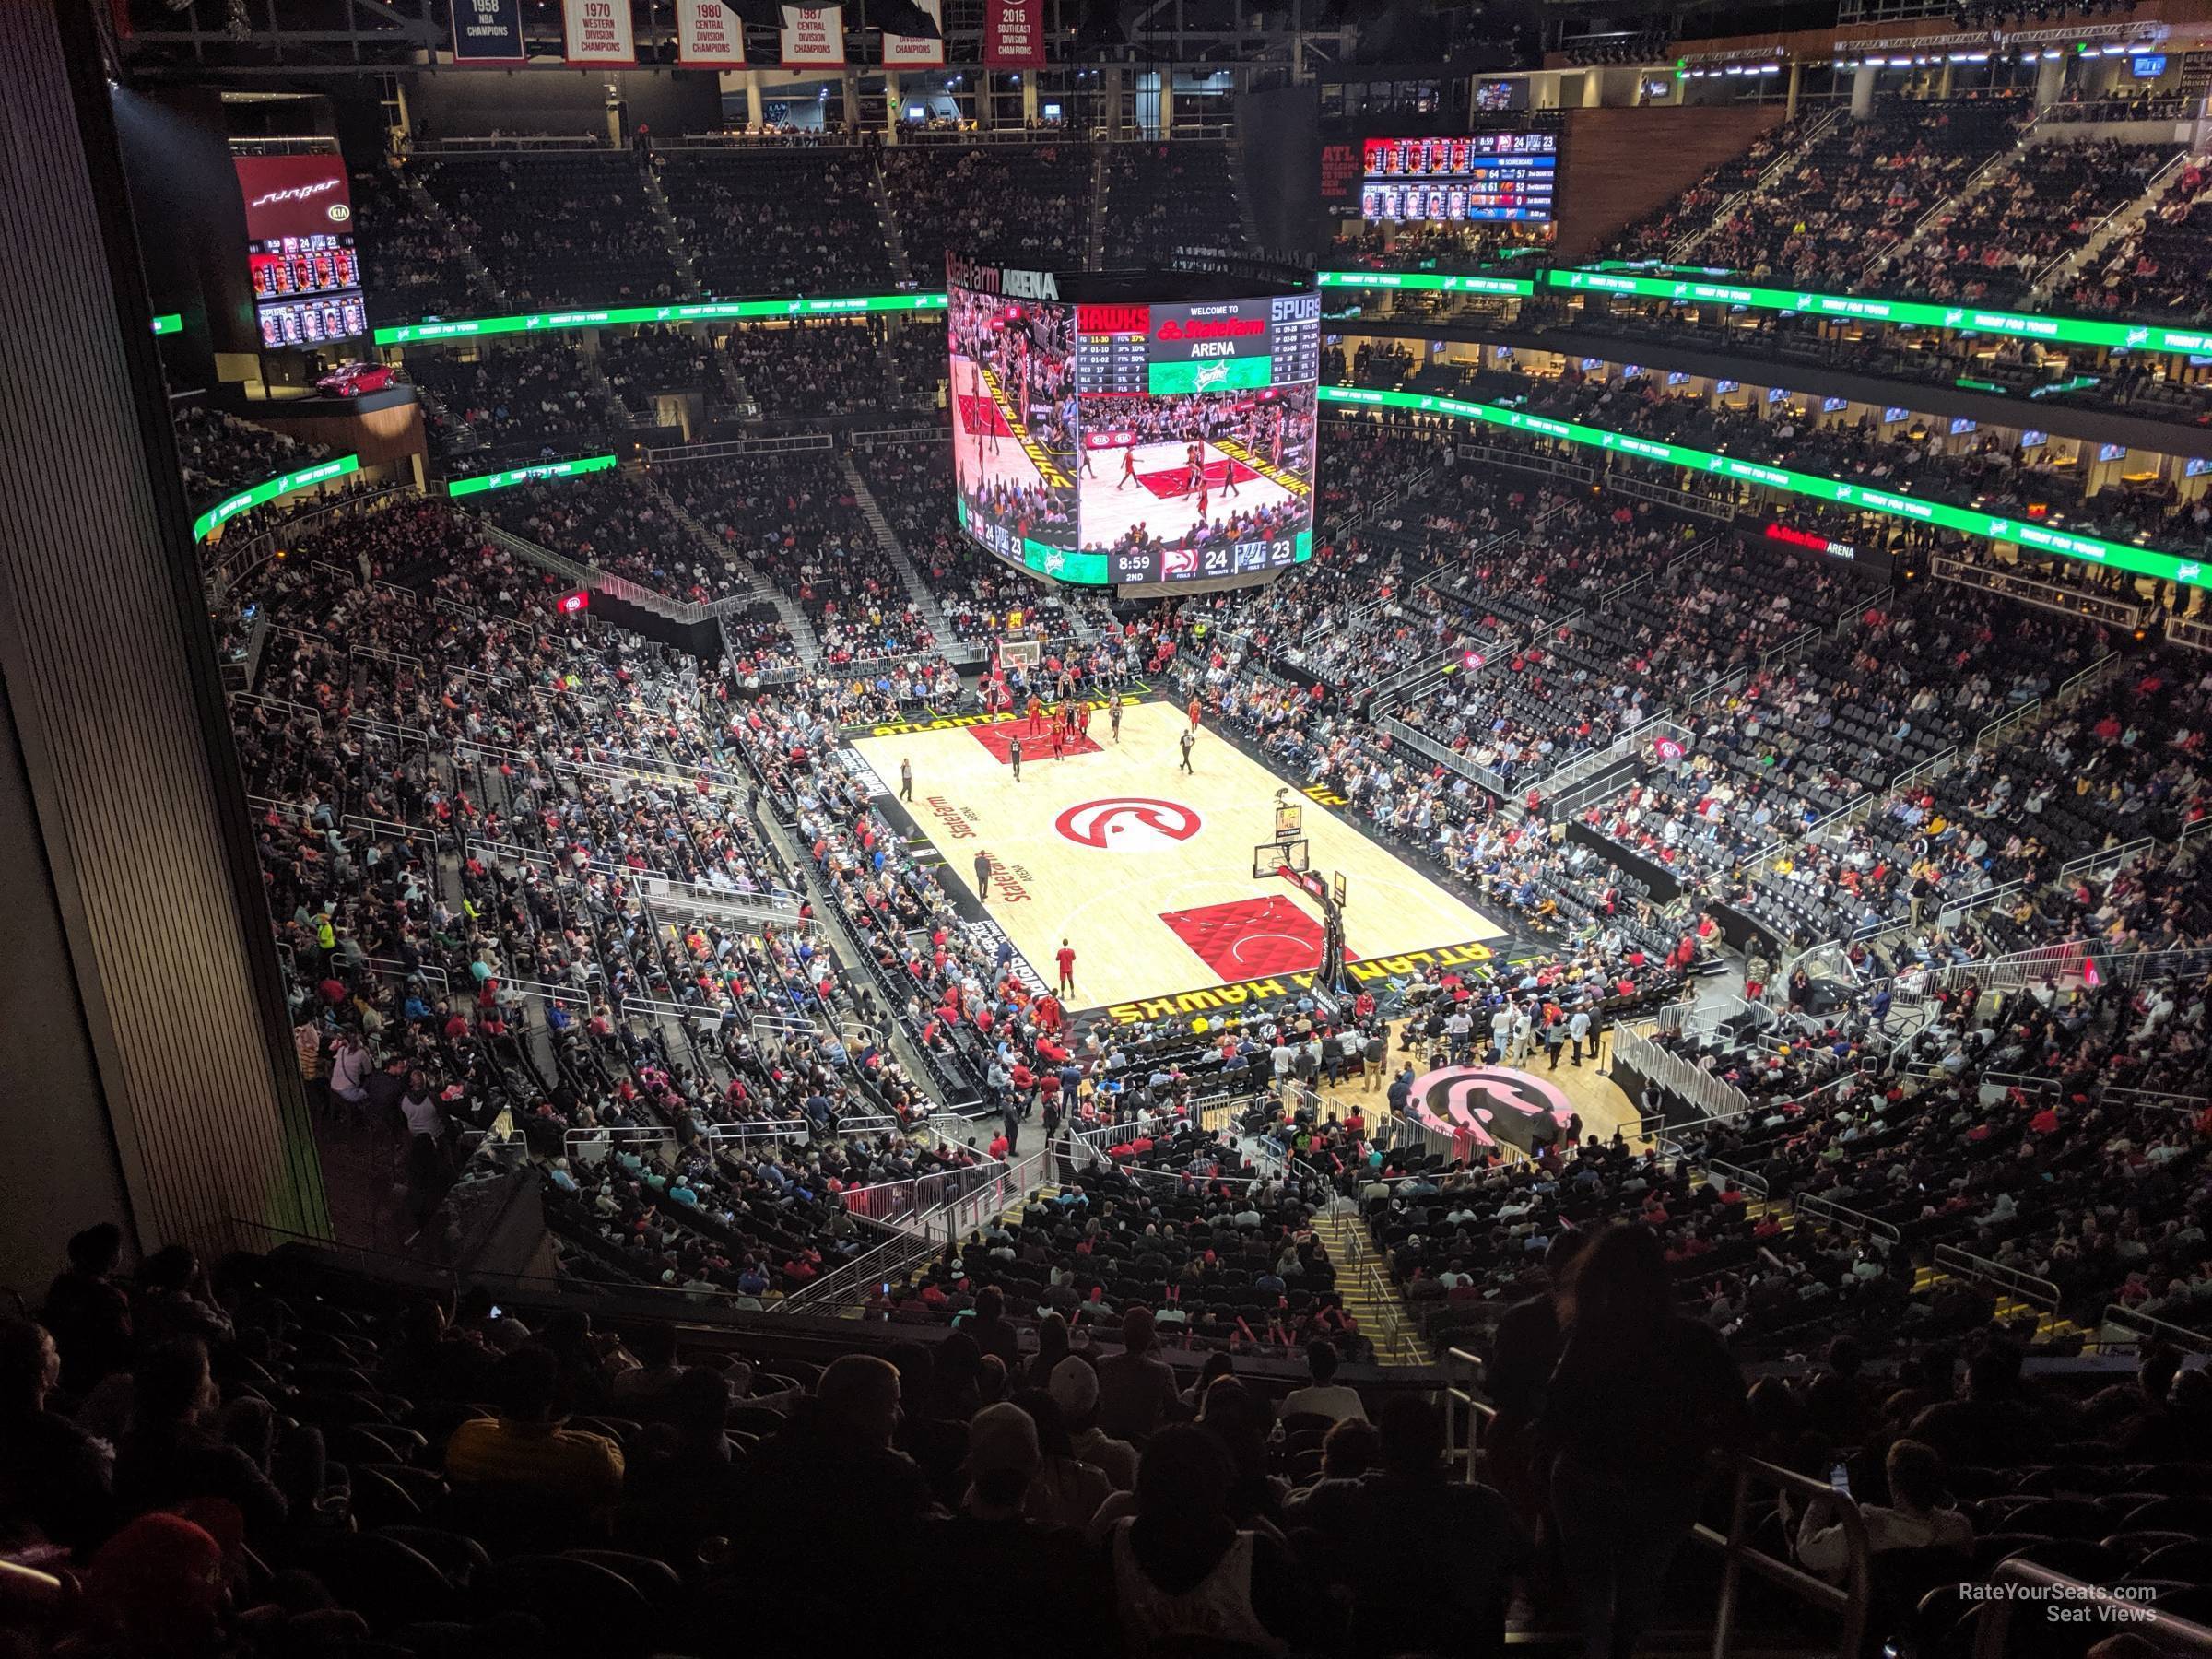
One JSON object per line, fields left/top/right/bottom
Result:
{"left": 1184, "top": 441, "right": 1205, "bottom": 494}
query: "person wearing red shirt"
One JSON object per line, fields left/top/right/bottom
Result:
{"left": 1054, "top": 939, "right": 1077, "bottom": 996}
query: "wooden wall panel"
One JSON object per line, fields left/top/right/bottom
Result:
{"left": 1556, "top": 104, "right": 1790, "bottom": 261}
{"left": 0, "top": 0, "right": 328, "bottom": 1276}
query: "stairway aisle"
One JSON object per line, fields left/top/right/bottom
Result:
{"left": 641, "top": 473, "right": 822, "bottom": 658}
{"left": 635, "top": 153, "right": 702, "bottom": 297}
{"left": 840, "top": 451, "right": 951, "bottom": 641}
{"left": 1308, "top": 1205, "right": 1430, "bottom": 1365}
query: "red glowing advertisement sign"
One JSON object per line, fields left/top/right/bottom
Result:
{"left": 556, "top": 590, "right": 591, "bottom": 614}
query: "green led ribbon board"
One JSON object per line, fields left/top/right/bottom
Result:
{"left": 1311, "top": 266, "right": 2212, "bottom": 356}
{"left": 446, "top": 454, "right": 618, "bottom": 497}
{"left": 1317, "top": 384, "right": 2208, "bottom": 589}
{"left": 1315, "top": 271, "right": 1536, "bottom": 297}
{"left": 377, "top": 290, "right": 948, "bottom": 346}
{"left": 193, "top": 454, "right": 360, "bottom": 542}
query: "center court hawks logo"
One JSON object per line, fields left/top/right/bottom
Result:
{"left": 1054, "top": 797, "right": 1203, "bottom": 853}
{"left": 1408, "top": 1065, "right": 1573, "bottom": 1158}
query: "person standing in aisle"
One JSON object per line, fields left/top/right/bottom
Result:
{"left": 1568, "top": 1005, "right": 1594, "bottom": 1066}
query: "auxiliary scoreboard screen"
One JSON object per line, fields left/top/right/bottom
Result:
{"left": 1358, "top": 131, "right": 1558, "bottom": 224}
{"left": 948, "top": 257, "right": 1317, "bottom": 587}
{"left": 233, "top": 151, "right": 368, "bottom": 350}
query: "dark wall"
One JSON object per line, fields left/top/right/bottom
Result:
{"left": 1555, "top": 103, "right": 1787, "bottom": 260}
{"left": 1, "top": 0, "right": 329, "bottom": 1277}
{"left": 1240, "top": 82, "right": 1325, "bottom": 254}
{"left": 0, "top": 684, "right": 135, "bottom": 1287}
{"left": 111, "top": 87, "right": 253, "bottom": 375}
{"left": 404, "top": 69, "right": 722, "bottom": 142}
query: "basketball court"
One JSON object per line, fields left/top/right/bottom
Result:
{"left": 950, "top": 353, "right": 1070, "bottom": 510}
{"left": 847, "top": 699, "right": 1511, "bottom": 1018}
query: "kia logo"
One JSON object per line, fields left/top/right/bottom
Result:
{"left": 1054, "top": 798, "right": 1204, "bottom": 852}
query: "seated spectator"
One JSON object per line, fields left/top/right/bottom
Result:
{"left": 114, "top": 1337, "right": 288, "bottom": 1539}
{"left": 0, "top": 1316, "right": 115, "bottom": 1554}
{"left": 1096, "top": 1306, "right": 1182, "bottom": 1444}
{"left": 1795, "top": 1437, "right": 1972, "bottom": 1580}
{"left": 1279, "top": 1338, "right": 1369, "bottom": 1423}
{"left": 443, "top": 1341, "right": 624, "bottom": 1511}
{"left": 1104, "top": 1423, "right": 1335, "bottom": 1654}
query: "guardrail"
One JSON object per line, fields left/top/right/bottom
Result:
{"left": 1970, "top": 1559, "right": 2212, "bottom": 1659}
{"left": 2171, "top": 612, "right": 2212, "bottom": 655}
{"left": 2096, "top": 1303, "right": 2212, "bottom": 1356}
{"left": 1933, "top": 1242, "right": 2059, "bottom": 1315}
{"left": 1792, "top": 1189, "right": 1901, "bottom": 1244}
{"left": 1441, "top": 1348, "right": 1873, "bottom": 1658}
{"left": 1609, "top": 1023, "right": 1754, "bottom": 1120}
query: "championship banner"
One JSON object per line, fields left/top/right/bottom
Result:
{"left": 983, "top": 0, "right": 1044, "bottom": 66}
{"left": 779, "top": 5, "right": 845, "bottom": 66}
{"left": 675, "top": 0, "right": 747, "bottom": 64}
{"left": 561, "top": 0, "right": 635, "bottom": 64}
{"left": 883, "top": 0, "right": 943, "bottom": 65}
{"left": 449, "top": 0, "right": 527, "bottom": 62}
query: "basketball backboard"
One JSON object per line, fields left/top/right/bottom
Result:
{"left": 1253, "top": 838, "right": 1311, "bottom": 879}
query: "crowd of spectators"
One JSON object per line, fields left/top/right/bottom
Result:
{"left": 1876, "top": 138, "right": 2176, "bottom": 309}
{"left": 654, "top": 147, "right": 896, "bottom": 298}
{"left": 1097, "top": 141, "right": 1250, "bottom": 264}
{"left": 414, "top": 153, "right": 680, "bottom": 310}
{"left": 2064, "top": 152, "right": 2212, "bottom": 324}
{"left": 350, "top": 161, "right": 482, "bottom": 326}
{"left": 598, "top": 326, "right": 723, "bottom": 415}
{"left": 1368, "top": 358, "right": 2212, "bottom": 559}
{"left": 171, "top": 406, "right": 333, "bottom": 516}
{"left": 720, "top": 320, "right": 885, "bottom": 419}
{"left": 404, "top": 343, "right": 614, "bottom": 462}
{"left": 1618, "top": 99, "right": 2028, "bottom": 292}
{"left": 879, "top": 140, "right": 1093, "bottom": 276}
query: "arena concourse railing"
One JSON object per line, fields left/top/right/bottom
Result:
{"left": 1442, "top": 1359, "right": 1876, "bottom": 1659}
{"left": 1792, "top": 1189, "right": 1903, "bottom": 1245}
{"left": 2097, "top": 1302, "right": 2212, "bottom": 1357}
{"left": 1971, "top": 1559, "right": 2212, "bottom": 1658}
{"left": 1931, "top": 1243, "right": 2062, "bottom": 1321}
{"left": 1608, "top": 1022, "right": 1756, "bottom": 1121}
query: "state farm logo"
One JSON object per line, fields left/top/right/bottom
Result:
{"left": 250, "top": 179, "right": 343, "bottom": 210}
{"left": 1156, "top": 318, "right": 1265, "bottom": 341}
{"left": 1054, "top": 798, "right": 1203, "bottom": 852}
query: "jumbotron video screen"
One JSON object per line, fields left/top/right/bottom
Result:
{"left": 949, "top": 259, "right": 1318, "bottom": 586}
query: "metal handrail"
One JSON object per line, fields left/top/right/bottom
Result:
{"left": 1972, "top": 1559, "right": 2212, "bottom": 1659}
{"left": 2097, "top": 1303, "right": 2212, "bottom": 1356}
{"left": 1933, "top": 1242, "right": 2060, "bottom": 1314}
{"left": 1441, "top": 1347, "right": 1873, "bottom": 1658}
{"left": 1792, "top": 1189, "right": 1902, "bottom": 1244}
